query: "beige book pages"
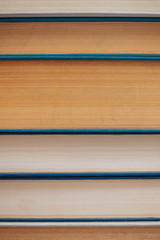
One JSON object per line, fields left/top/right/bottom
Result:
{"left": 1, "top": 22, "right": 160, "bottom": 54}
{"left": 0, "top": 227, "right": 160, "bottom": 240}
{"left": 0, "top": 135, "right": 160, "bottom": 173}
{"left": 0, "top": 0, "right": 160, "bottom": 17}
{"left": 0, "top": 60, "right": 160, "bottom": 129}
{"left": 0, "top": 180, "right": 159, "bottom": 218}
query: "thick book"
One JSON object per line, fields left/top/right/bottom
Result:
{"left": 1, "top": 21, "right": 160, "bottom": 55}
{"left": 0, "top": 226, "right": 160, "bottom": 239}
{"left": 0, "top": 179, "right": 159, "bottom": 219}
{"left": 0, "top": 0, "right": 160, "bottom": 17}
{"left": 0, "top": 59, "right": 160, "bottom": 129}
{"left": 0, "top": 135, "right": 159, "bottom": 174}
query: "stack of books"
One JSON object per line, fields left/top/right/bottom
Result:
{"left": 0, "top": 0, "right": 160, "bottom": 239}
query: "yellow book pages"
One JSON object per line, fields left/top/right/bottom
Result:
{"left": 0, "top": 22, "right": 160, "bottom": 54}
{"left": 0, "top": 227, "right": 160, "bottom": 240}
{"left": 0, "top": 60, "right": 160, "bottom": 129}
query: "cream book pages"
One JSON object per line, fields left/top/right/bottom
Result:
{"left": 0, "top": 0, "right": 160, "bottom": 17}
{"left": 0, "top": 180, "right": 160, "bottom": 219}
{"left": 0, "top": 135, "right": 160, "bottom": 173}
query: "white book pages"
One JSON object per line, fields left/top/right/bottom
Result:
{"left": 0, "top": 179, "right": 159, "bottom": 219}
{"left": 0, "top": 0, "right": 160, "bottom": 17}
{"left": 0, "top": 135, "right": 159, "bottom": 173}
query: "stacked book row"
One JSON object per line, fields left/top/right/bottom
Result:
{"left": 0, "top": 1, "right": 160, "bottom": 238}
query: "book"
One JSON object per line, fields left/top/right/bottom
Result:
{"left": 1, "top": 21, "right": 160, "bottom": 55}
{"left": 0, "top": 135, "right": 159, "bottom": 174}
{"left": 0, "top": 226, "right": 159, "bottom": 239}
{"left": 0, "top": 179, "right": 159, "bottom": 219}
{"left": 0, "top": 0, "right": 160, "bottom": 17}
{"left": 0, "top": 59, "right": 160, "bottom": 129}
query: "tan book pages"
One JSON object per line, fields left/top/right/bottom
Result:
{"left": 0, "top": 227, "right": 160, "bottom": 240}
{"left": 1, "top": 22, "right": 160, "bottom": 54}
{"left": 0, "top": 0, "right": 160, "bottom": 17}
{"left": 0, "top": 60, "right": 160, "bottom": 129}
